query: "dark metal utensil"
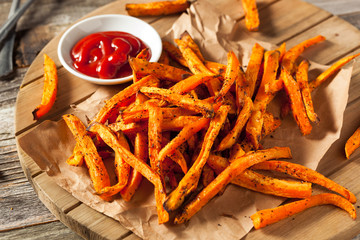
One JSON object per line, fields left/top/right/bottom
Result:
{"left": 0, "top": 0, "right": 20, "bottom": 78}
{"left": 0, "top": 0, "right": 35, "bottom": 79}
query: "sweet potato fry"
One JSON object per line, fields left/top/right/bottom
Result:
{"left": 252, "top": 160, "right": 356, "bottom": 203}
{"left": 217, "top": 97, "right": 253, "bottom": 151}
{"left": 159, "top": 117, "right": 210, "bottom": 161}
{"left": 125, "top": 0, "right": 190, "bottom": 17}
{"left": 207, "top": 154, "right": 312, "bottom": 199}
{"left": 96, "top": 131, "right": 131, "bottom": 199}
{"left": 148, "top": 103, "right": 163, "bottom": 177}
{"left": 88, "top": 122, "right": 169, "bottom": 223}
{"left": 140, "top": 86, "right": 214, "bottom": 118}
{"left": 296, "top": 59, "right": 319, "bottom": 123}
{"left": 215, "top": 51, "right": 241, "bottom": 102}
{"left": 309, "top": 52, "right": 360, "bottom": 91}
{"left": 180, "top": 31, "right": 205, "bottom": 62}
{"left": 163, "top": 105, "right": 231, "bottom": 212}
{"left": 205, "top": 61, "right": 227, "bottom": 77}
{"left": 162, "top": 40, "right": 188, "bottom": 67}
{"left": 63, "top": 114, "right": 111, "bottom": 199}
{"left": 174, "top": 147, "right": 292, "bottom": 223}
{"left": 345, "top": 126, "right": 360, "bottom": 159}
{"left": 32, "top": 54, "right": 58, "bottom": 120}
{"left": 168, "top": 149, "right": 188, "bottom": 174}
{"left": 282, "top": 35, "right": 326, "bottom": 74}
{"left": 246, "top": 43, "right": 265, "bottom": 98}
{"left": 170, "top": 73, "right": 220, "bottom": 95}
{"left": 261, "top": 111, "right": 281, "bottom": 138}
{"left": 246, "top": 51, "right": 280, "bottom": 149}
{"left": 92, "top": 75, "right": 160, "bottom": 124}
{"left": 281, "top": 67, "right": 312, "bottom": 135}
{"left": 251, "top": 193, "right": 356, "bottom": 229}
{"left": 158, "top": 50, "right": 170, "bottom": 65}
{"left": 241, "top": 0, "right": 259, "bottom": 32}
{"left": 66, "top": 143, "right": 84, "bottom": 167}
{"left": 201, "top": 164, "right": 215, "bottom": 187}
{"left": 129, "top": 57, "right": 192, "bottom": 82}
{"left": 120, "top": 131, "right": 148, "bottom": 201}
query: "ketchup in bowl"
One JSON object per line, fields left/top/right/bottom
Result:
{"left": 71, "top": 31, "right": 151, "bottom": 79}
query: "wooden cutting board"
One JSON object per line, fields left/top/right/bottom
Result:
{"left": 14, "top": 0, "right": 360, "bottom": 239}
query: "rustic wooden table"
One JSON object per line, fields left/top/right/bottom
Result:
{"left": 1, "top": 0, "right": 360, "bottom": 239}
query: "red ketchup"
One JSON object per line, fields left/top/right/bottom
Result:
{"left": 71, "top": 31, "right": 151, "bottom": 79}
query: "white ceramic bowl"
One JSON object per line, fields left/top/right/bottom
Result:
{"left": 57, "top": 14, "right": 162, "bottom": 85}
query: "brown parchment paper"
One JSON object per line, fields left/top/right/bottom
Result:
{"left": 18, "top": 1, "right": 354, "bottom": 239}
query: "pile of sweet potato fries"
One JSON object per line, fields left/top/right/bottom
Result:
{"left": 62, "top": 31, "right": 359, "bottom": 229}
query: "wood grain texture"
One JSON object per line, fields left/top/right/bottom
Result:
{"left": 2, "top": 0, "right": 360, "bottom": 239}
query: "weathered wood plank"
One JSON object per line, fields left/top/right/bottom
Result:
{"left": 0, "top": 221, "right": 82, "bottom": 240}
{"left": 0, "top": 182, "right": 57, "bottom": 231}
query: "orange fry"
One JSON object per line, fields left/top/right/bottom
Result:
{"left": 164, "top": 105, "right": 231, "bottom": 212}
{"left": 180, "top": 31, "right": 205, "bottom": 62}
{"left": 252, "top": 160, "right": 356, "bottom": 203}
{"left": 125, "top": 0, "right": 190, "bottom": 17}
{"left": 296, "top": 59, "right": 319, "bottom": 123}
{"left": 170, "top": 73, "right": 220, "bottom": 95}
{"left": 281, "top": 67, "right": 312, "bottom": 135}
{"left": 140, "top": 86, "right": 214, "bottom": 118}
{"left": 309, "top": 52, "right": 360, "bottom": 91}
{"left": 63, "top": 114, "right": 111, "bottom": 199}
{"left": 162, "top": 40, "right": 188, "bottom": 67}
{"left": 66, "top": 143, "right": 84, "bottom": 167}
{"left": 207, "top": 154, "right": 312, "bottom": 199}
{"left": 129, "top": 57, "right": 192, "bottom": 82}
{"left": 120, "top": 131, "right": 148, "bottom": 201}
{"left": 158, "top": 117, "right": 210, "bottom": 162}
{"left": 241, "top": 0, "right": 259, "bottom": 32}
{"left": 251, "top": 193, "right": 356, "bottom": 229}
{"left": 217, "top": 97, "right": 253, "bottom": 151}
{"left": 89, "top": 123, "right": 169, "bottom": 223}
{"left": 282, "top": 35, "right": 326, "bottom": 74}
{"left": 32, "top": 54, "right": 58, "bottom": 120}
{"left": 174, "top": 147, "right": 292, "bottom": 223}
{"left": 345, "top": 126, "right": 360, "bottom": 159}
{"left": 246, "top": 50, "right": 280, "bottom": 149}
{"left": 215, "top": 51, "right": 241, "bottom": 102}
{"left": 246, "top": 43, "right": 265, "bottom": 98}
{"left": 92, "top": 75, "right": 160, "bottom": 124}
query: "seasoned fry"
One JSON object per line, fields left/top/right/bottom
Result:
{"left": 63, "top": 114, "right": 111, "bottom": 199}
{"left": 296, "top": 60, "right": 319, "bottom": 123}
{"left": 282, "top": 35, "right": 325, "bottom": 74}
{"left": 309, "top": 52, "right": 360, "bottom": 91}
{"left": 281, "top": 67, "right": 312, "bottom": 135}
{"left": 162, "top": 40, "right": 188, "bottom": 67}
{"left": 129, "top": 57, "right": 192, "bottom": 82}
{"left": 92, "top": 75, "right": 160, "bottom": 124}
{"left": 261, "top": 111, "right": 281, "bottom": 138}
{"left": 215, "top": 51, "right": 240, "bottom": 102}
{"left": 140, "top": 86, "right": 214, "bottom": 118}
{"left": 251, "top": 193, "right": 356, "bottom": 229}
{"left": 241, "top": 0, "right": 260, "bottom": 32}
{"left": 163, "top": 105, "right": 231, "bottom": 212}
{"left": 125, "top": 0, "right": 190, "bottom": 17}
{"left": 121, "top": 131, "right": 148, "bottom": 201}
{"left": 217, "top": 97, "right": 253, "bottom": 151}
{"left": 246, "top": 43, "right": 265, "bottom": 98}
{"left": 252, "top": 160, "right": 356, "bottom": 203}
{"left": 246, "top": 51, "right": 280, "bottom": 149}
{"left": 205, "top": 61, "right": 227, "bottom": 76}
{"left": 180, "top": 31, "right": 205, "bottom": 62}
{"left": 207, "top": 154, "right": 312, "bottom": 199}
{"left": 89, "top": 123, "right": 169, "bottom": 223}
{"left": 170, "top": 73, "right": 220, "bottom": 95}
{"left": 32, "top": 54, "right": 58, "bottom": 120}
{"left": 174, "top": 147, "right": 292, "bottom": 223}
{"left": 345, "top": 126, "right": 360, "bottom": 159}
{"left": 158, "top": 117, "right": 210, "bottom": 162}
{"left": 66, "top": 143, "right": 84, "bottom": 167}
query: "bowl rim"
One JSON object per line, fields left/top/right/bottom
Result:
{"left": 57, "top": 14, "right": 162, "bottom": 85}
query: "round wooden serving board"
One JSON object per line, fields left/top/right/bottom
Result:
{"left": 15, "top": 0, "right": 360, "bottom": 239}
